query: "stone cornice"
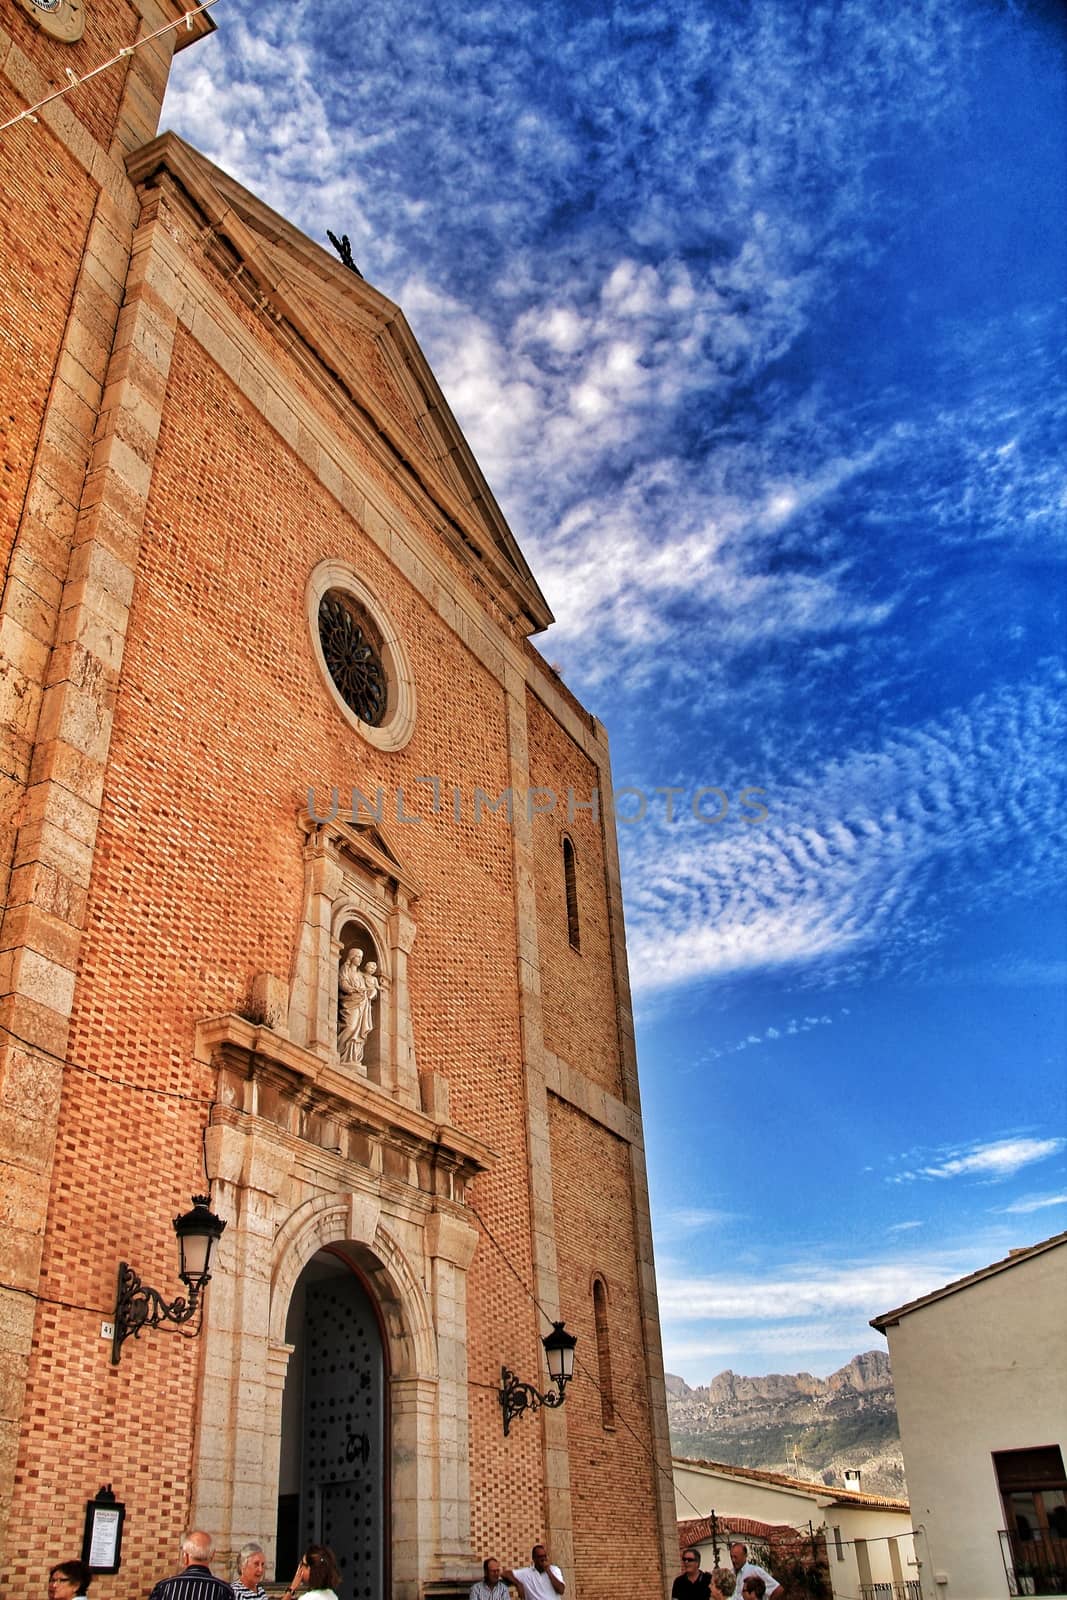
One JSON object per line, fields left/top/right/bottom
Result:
{"left": 543, "top": 1048, "right": 643, "bottom": 1147}
{"left": 124, "top": 178, "right": 539, "bottom": 699}
{"left": 121, "top": 137, "right": 630, "bottom": 773}
{"left": 194, "top": 1012, "right": 497, "bottom": 1189}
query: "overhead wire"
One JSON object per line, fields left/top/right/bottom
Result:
{"left": 0, "top": 0, "right": 224, "bottom": 136}
{"left": 466, "top": 1197, "right": 708, "bottom": 1521}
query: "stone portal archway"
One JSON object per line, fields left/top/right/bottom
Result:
{"left": 264, "top": 1196, "right": 449, "bottom": 1600}
{"left": 193, "top": 1084, "right": 486, "bottom": 1600}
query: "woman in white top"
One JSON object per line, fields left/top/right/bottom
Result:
{"left": 285, "top": 1544, "right": 342, "bottom": 1600}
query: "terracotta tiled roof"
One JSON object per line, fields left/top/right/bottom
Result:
{"left": 678, "top": 1513, "right": 804, "bottom": 1553}
{"left": 870, "top": 1229, "right": 1067, "bottom": 1330}
{"left": 673, "top": 1454, "right": 910, "bottom": 1512}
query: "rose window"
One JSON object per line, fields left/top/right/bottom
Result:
{"left": 317, "top": 591, "right": 388, "bottom": 726}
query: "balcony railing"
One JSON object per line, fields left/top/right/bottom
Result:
{"left": 859, "top": 1584, "right": 922, "bottom": 1600}
{"left": 1000, "top": 1530, "right": 1067, "bottom": 1596}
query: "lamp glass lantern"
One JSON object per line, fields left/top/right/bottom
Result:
{"left": 543, "top": 1319, "right": 578, "bottom": 1387}
{"left": 174, "top": 1195, "right": 226, "bottom": 1289}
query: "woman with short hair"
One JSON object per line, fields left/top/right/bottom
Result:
{"left": 47, "top": 1561, "right": 91, "bottom": 1600}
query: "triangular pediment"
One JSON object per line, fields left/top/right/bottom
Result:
{"left": 300, "top": 809, "right": 421, "bottom": 901}
{"left": 126, "top": 134, "right": 553, "bottom": 633}
{"left": 351, "top": 822, "right": 403, "bottom": 871}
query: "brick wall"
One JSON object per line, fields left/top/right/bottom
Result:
{"left": 525, "top": 693, "right": 623, "bottom": 1102}
{"left": 548, "top": 1095, "right": 665, "bottom": 1599}
{"left": 4, "top": 318, "right": 552, "bottom": 1589}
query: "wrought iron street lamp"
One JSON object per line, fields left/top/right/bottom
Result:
{"left": 500, "top": 1320, "right": 578, "bottom": 1435}
{"left": 111, "top": 1194, "right": 226, "bottom": 1364}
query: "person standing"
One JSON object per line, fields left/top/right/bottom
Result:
{"left": 505, "top": 1544, "right": 565, "bottom": 1599}
{"left": 232, "top": 1544, "right": 267, "bottom": 1600}
{"left": 148, "top": 1531, "right": 234, "bottom": 1600}
{"left": 672, "top": 1548, "right": 711, "bottom": 1600}
{"left": 728, "top": 1543, "right": 782, "bottom": 1600}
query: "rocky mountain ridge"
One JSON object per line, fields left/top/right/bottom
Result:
{"left": 667, "top": 1350, "right": 906, "bottom": 1498}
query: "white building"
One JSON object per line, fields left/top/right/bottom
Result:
{"left": 673, "top": 1455, "right": 917, "bottom": 1599}
{"left": 871, "top": 1231, "right": 1067, "bottom": 1600}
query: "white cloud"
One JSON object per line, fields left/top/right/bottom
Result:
{"left": 994, "top": 1193, "right": 1067, "bottom": 1216}
{"left": 664, "top": 1322, "right": 878, "bottom": 1371}
{"left": 659, "top": 1207, "right": 739, "bottom": 1237}
{"left": 705, "top": 1014, "right": 833, "bottom": 1060}
{"left": 657, "top": 1256, "right": 956, "bottom": 1323}
{"left": 891, "top": 1136, "right": 1065, "bottom": 1185}
{"left": 656, "top": 1234, "right": 1020, "bottom": 1377}
{"left": 887, "top": 1221, "right": 923, "bottom": 1233}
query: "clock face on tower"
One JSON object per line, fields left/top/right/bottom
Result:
{"left": 15, "top": 0, "right": 85, "bottom": 42}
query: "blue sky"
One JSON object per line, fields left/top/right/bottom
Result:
{"left": 165, "top": 0, "right": 1066, "bottom": 1382}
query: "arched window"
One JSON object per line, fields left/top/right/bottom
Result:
{"left": 562, "top": 835, "right": 580, "bottom": 951}
{"left": 592, "top": 1276, "right": 614, "bottom": 1428}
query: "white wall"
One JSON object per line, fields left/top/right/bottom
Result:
{"left": 882, "top": 1243, "right": 1067, "bottom": 1600}
{"left": 674, "top": 1460, "right": 825, "bottom": 1526}
{"left": 830, "top": 1505, "right": 918, "bottom": 1599}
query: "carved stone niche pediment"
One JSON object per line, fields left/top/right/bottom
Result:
{"left": 193, "top": 1014, "right": 494, "bottom": 1202}
{"left": 288, "top": 810, "right": 422, "bottom": 1110}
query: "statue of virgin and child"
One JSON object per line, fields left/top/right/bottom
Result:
{"left": 337, "top": 946, "right": 379, "bottom": 1064}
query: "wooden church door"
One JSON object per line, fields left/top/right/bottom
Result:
{"left": 301, "top": 1269, "right": 385, "bottom": 1599}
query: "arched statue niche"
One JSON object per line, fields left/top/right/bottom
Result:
{"left": 291, "top": 812, "right": 421, "bottom": 1108}
{"left": 337, "top": 922, "right": 381, "bottom": 1077}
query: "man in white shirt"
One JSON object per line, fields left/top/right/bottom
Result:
{"left": 729, "top": 1543, "right": 783, "bottom": 1600}
{"left": 505, "top": 1544, "right": 565, "bottom": 1600}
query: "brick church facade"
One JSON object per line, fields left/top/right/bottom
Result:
{"left": 0, "top": 2, "right": 676, "bottom": 1596}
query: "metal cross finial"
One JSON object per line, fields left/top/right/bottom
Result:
{"left": 327, "top": 230, "right": 364, "bottom": 278}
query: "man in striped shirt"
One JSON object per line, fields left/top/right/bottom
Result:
{"left": 148, "top": 1530, "right": 235, "bottom": 1600}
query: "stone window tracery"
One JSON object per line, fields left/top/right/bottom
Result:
{"left": 318, "top": 591, "right": 387, "bottom": 726}
{"left": 306, "top": 559, "right": 416, "bottom": 752}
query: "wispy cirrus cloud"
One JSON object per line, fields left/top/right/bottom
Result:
{"left": 622, "top": 667, "right": 1066, "bottom": 993}
{"left": 658, "top": 1256, "right": 954, "bottom": 1323}
{"left": 659, "top": 1207, "right": 739, "bottom": 1238}
{"left": 656, "top": 1229, "right": 1048, "bottom": 1377}
{"left": 163, "top": 1, "right": 1023, "bottom": 701}
{"left": 931, "top": 957, "right": 1067, "bottom": 989}
{"left": 656, "top": 1243, "right": 984, "bottom": 1376}
{"left": 889, "top": 1136, "right": 1065, "bottom": 1185}
{"left": 993, "top": 1193, "right": 1067, "bottom": 1216}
